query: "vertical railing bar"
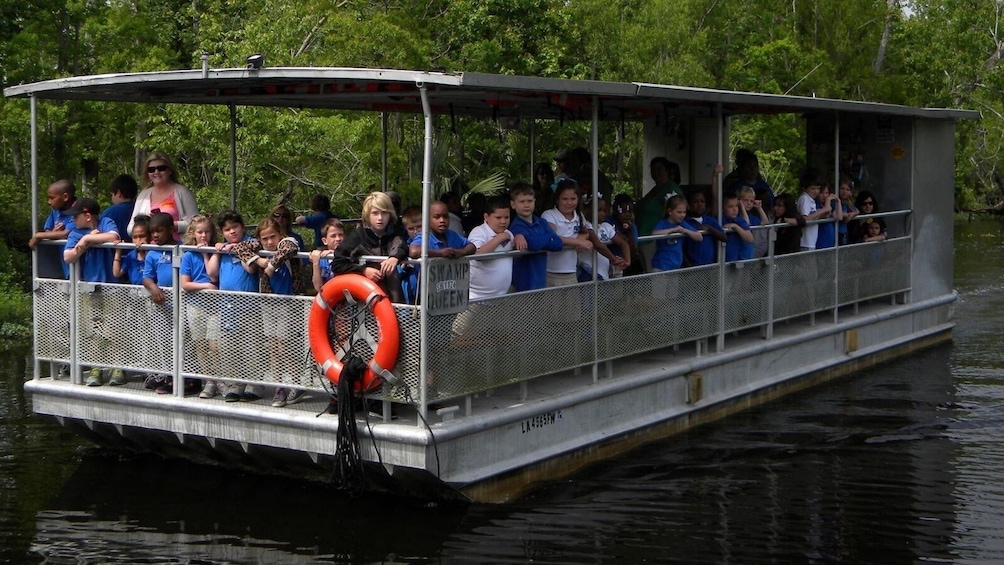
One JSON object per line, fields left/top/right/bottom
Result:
{"left": 833, "top": 111, "right": 841, "bottom": 323}
{"left": 591, "top": 96, "right": 600, "bottom": 383}
{"left": 766, "top": 226, "right": 776, "bottom": 340}
{"left": 716, "top": 104, "right": 725, "bottom": 352}
{"left": 381, "top": 112, "right": 388, "bottom": 192}
{"left": 30, "top": 95, "right": 40, "bottom": 381}
{"left": 229, "top": 104, "right": 237, "bottom": 211}
{"left": 418, "top": 84, "right": 433, "bottom": 424}
{"left": 69, "top": 263, "right": 79, "bottom": 385}
{"left": 173, "top": 245, "right": 183, "bottom": 397}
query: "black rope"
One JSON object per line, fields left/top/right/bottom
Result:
{"left": 333, "top": 354, "right": 366, "bottom": 493}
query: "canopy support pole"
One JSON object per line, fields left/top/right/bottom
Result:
{"left": 418, "top": 84, "right": 433, "bottom": 422}
{"left": 30, "top": 94, "right": 39, "bottom": 381}
{"left": 381, "top": 112, "right": 388, "bottom": 191}
{"left": 591, "top": 96, "right": 600, "bottom": 384}
{"left": 229, "top": 104, "right": 237, "bottom": 211}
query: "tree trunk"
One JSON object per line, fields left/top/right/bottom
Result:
{"left": 873, "top": 0, "right": 897, "bottom": 73}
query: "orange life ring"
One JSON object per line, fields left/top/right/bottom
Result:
{"left": 307, "top": 274, "right": 400, "bottom": 392}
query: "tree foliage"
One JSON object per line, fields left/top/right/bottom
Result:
{"left": 0, "top": 0, "right": 1000, "bottom": 244}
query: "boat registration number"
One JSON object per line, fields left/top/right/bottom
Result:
{"left": 520, "top": 410, "right": 562, "bottom": 434}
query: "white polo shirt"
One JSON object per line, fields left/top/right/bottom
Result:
{"left": 467, "top": 222, "right": 514, "bottom": 300}
{"left": 542, "top": 208, "right": 592, "bottom": 274}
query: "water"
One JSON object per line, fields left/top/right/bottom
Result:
{"left": 3, "top": 218, "right": 1004, "bottom": 563}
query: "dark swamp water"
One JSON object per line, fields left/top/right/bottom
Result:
{"left": 3, "top": 218, "right": 1004, "bottom": 563}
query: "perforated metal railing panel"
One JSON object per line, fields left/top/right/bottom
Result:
{"left": 39, "top": 238, "right": 912, "bottom": 402}
{"left": 837, "top": 238, "right": 911, "bottom": 304}
{"left": 723, "top": 257, "right": 772, "bottom": 332}
{"left": 597, "top": 265, "right": 720, "bottom": 360}
{"left": 35, "top": 279, "right": 69, "bottom": 366}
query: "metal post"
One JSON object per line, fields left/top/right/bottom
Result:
{"left": 229, "top": 104, "right": 237, "bottom": 211}
{"left": 591, "top": 96, "right": 600, "bottom": 383}
{"left": 529, "top": 118, "right": 535, "bottom": 181}
{"left": 716, "top": 104, "right": 725, "bottom": 353}
{"left": 833, "top": 112, "right": 840, "bottom": 323}
{"left": 381, "top": 112, "right": 388, "bottom": 191}
{"left": 418, "top": 84, "right": 434, "bottom": 422}
{"left": 173, "top": 246, "right": 183, "bottom": 397}
{"left": 30, "top": 95, "right": 39, "bottom": 380}
{"left": 69, "top": 264, "right": 79, "bottom": 384}
{"left": 766, "top": 226, "right": 776, "bottom": 340}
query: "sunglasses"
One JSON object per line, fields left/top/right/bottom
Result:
{"left": 272, "top": 212, "right": 290, "bottom": 219}
{"left": 147, "top": 165, "right": 169, "bottom": 173}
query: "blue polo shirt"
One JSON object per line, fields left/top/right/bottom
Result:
{"left": 64, "top": 217, "right": 119, "bottom": 282}
{"left": 45, "top": 207, "right": 77, "bottom": 278}
{"left": 101, "top": 201, "right": 135, "bottom": 242}
{"left": 219, "top": 236, "right": 259, "bottom": 292}
{"left": 508, "top": 214, "right": 563, "bottom": 292}
{"left": 652, "top": 218, "right": 700, "bottom": 271}
{"left": 684, "top": 215, "right": 723, "bottom": 266}
{"left": 723, "top": 215, "right": 751, "bottom": 262}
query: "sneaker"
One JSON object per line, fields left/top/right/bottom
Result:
{"left": 56, "top": 364, "right": 70, "bottom": 380}
{"left": 86, "top": 368, "right": 102, "bottom": 387}
{"left": 156, "top": 381, "right": 173, "bottom": 395}
{"left": 199, "top": 380, "right": 218, "bottom": 399}
{"left": 108, "top": 369, "right": 127, "bottom": 386}
{"left": 224, "top": 383, "right": 242, "bottom": 403}
{"left": 144, "top": 374, "right": 164, "bottom": 390}
{"left": 271, "top": 388, "right": 288, "bottom": 408}
{"left": 284, "top": 388, "right": 306, "bottom": 406}
{"left": 243, "top": 384, "right": 263, "bottom": 402}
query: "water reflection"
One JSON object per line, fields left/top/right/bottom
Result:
{"left": 32, "top": 453, "right": 465, "bottom": 563}
{"left": 448, "top": 344, "right": 959, "bottom": 564}
{"left": 9, "top": 218, "right": 1004, "bottom": 563}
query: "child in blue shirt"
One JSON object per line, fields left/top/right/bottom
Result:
{"left": 651, "top": 195, "right": 703, "bottom": 271}
{"left": 399, "top": 206, "right": 421, "bottom": 303}
{"left": 737, "top": 186, "right": 768, "bottom": 258}
{"left": 837, "top": 178, "right": 859, "bottom": 245}
{"left": 409, "top": 201, "right": 476, "bottom": 259}
{"left": 141, "top": 212, "right": 178, "bottom": 394}
{"left": 722, "top": 194, "right": 754, "bottom": 262}
{"left": 64, "top": 198, "right": 122, "bottom": 386}
{"left": 179, "top": 215, "right": 221, "bottom": 399}
{"left": 683, "top": 191, "right": 726, "bottom": 266}
{"left": 64, "top": 198, "right": 121, "bottom": 283}
{"left": 207, "top": 211, "right": 261, "bottom": 402}
{"left": 295, "top": 193, "right": 339, "bottom": 249}
{"left": 30, "top": 179, "right": 77, "bottom": 279}
{"left": 235, "top": 216, "right": 303, "bottom": 408}
{"left": 101, "top": 174, "right": 138, "bottom": 243}
{"left": 309, "top": 218, "right": 347, "bottom": 293}
{"left": 508, "top": 183, "right": 563, "bottom": 291}
{"left": 110, "top": 215, "right": 150, "bottom": 386}
{"left": 114, "top": 215, "right": 150, "bottom": 284}
{"left": 815, "top": 182, "right": 842, "bottom": 249}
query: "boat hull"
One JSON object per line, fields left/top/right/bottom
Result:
{"left": 25, "top": 295, "right": 953, "bottom": 503}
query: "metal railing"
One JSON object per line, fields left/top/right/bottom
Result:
{"left": 32, "top": 211, "right": 913, "bottom": 413}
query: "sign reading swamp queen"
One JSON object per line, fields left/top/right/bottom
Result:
{"left": 427, "top": 259, "right": 469, "bottom": 316}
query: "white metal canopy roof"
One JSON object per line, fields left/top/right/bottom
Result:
{"left": 3, "top": 67, "right": 977, "bottom": 121}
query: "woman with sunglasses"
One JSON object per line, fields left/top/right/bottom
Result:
{"left": 850, "top": 190, "right": 885, "bottom": 243}
{"left": 269, "top": 205, "right": 305, "bottom": 250}
{"left": 128, "top": 152, "right": 199, "bottom": 237}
